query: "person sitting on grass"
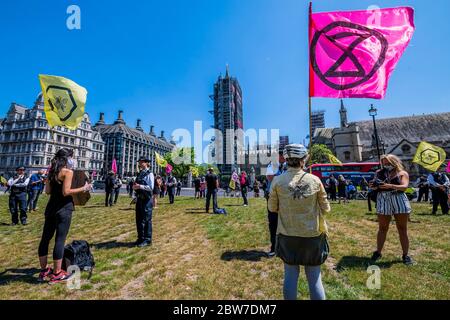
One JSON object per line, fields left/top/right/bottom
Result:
{"left": 37, "top": 148, "right": 92, "bottom": 284}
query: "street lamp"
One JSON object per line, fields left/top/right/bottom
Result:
{"left": 369, "top": 104, "right": 382, "bottom": 161}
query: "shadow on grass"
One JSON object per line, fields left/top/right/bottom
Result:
{"left": 0, "top": 222, "right": 12, "bottom": 226}
{"left": 224, "top": 204, "right": 243, "bottom": 207}
{"left": 0, "top": 268, "right": 40, "bottom": 285}
{"left": 335, "top": 256, "right": 402, "bottom": 272}
{"left": 92, "top": 241, "right": 136, "bottom": 250}
{"left": 221, "top": 250, "right": 268, "bottom": 262}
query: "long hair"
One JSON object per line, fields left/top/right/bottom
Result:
{"left": 47, "top": 148, "right": 74, "bottom": 184}
{"left": 380, "top": 154, "right": 405, "bottom": 172}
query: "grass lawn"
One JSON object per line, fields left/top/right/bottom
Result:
{"left": 0, "top": 194, "right": 448, "bottom": 300}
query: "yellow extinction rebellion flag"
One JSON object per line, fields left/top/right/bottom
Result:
{"left": 155, "top": 152, "right": 168, "bottom": 167}
{"left": 39, "top": 74, "right": 87, "bottom": 130}
{"left": 413, "top": 141, "right": 447, "bottom": 172}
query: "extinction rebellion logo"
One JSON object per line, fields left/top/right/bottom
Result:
{"left": 310, "top": 21, "right": 389, "bottom": 90}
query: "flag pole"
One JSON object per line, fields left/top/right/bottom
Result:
{"left": 308, "top": 2, "right": 313, "bottom": 149}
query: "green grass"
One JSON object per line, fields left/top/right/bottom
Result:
{"left": 0, "top": 194, "right": 448, "bottom": 300}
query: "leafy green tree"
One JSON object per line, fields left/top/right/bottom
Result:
{"left": 309, "top": 144, "right": 335, "bottom": 164}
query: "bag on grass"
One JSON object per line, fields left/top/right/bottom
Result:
{"left": 62, "top": 240, "right": 95, "bottom": 277}
{"left": 214, "top": 208, "right": 227, "bottom": 215}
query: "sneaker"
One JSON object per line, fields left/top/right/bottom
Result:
{"left": 243, "top": 204, "right": 248, "bottom": 207}
{"left": 402, "top": 255, "right": 414, "bottom": 266}
{"left": 370, "top": 251, "right": 382, "bottom": 262}
{"left": 38, "top": 267, "right": 53, "bottom": 282}
{"left": 137, "top": 241, "right": 152, "bottom": 248}
{"left": 48, "top": 270, "right": 73, "bottom": 284}
{"left": 11, "top": 222, "right": 18, "bottom": 226}
{"left": 267, "top": 251, "right": 276, "bottom": 258}
{"left": 21, "top": 220, "right": 28, "bottom": 226}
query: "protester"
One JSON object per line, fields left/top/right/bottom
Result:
{"left": 360, "top": 177, "right": 369, "bottom": 192}
{"left": 265, "top": 150, "right": 287, "bottom": 257}
{"left": 8, "top": 166, "right": 30, "bottom": 225}
{"left": 240, "top": 171, "right": 249, "bottom": 206}
{"left": 153, "top": 175, "right": 161, "bottom": 209}
{"left": 132, "top": 156, "right": 155, "bottom": 247}
{"left": 205, "top": 168, "right": 219, "bottom": 213}
{"left": 200, "top": 177, "right": 207, "bottom": 198}
{"left": 113, "top": 175, "right": 123, "bottom": 205}
{"left": 253, "top": 179, "right": 260, "bottom": 198}
{"left": 415, "top": 175, "right": 430, "bottom": 203}
{"left": 127, "top": 178, "right": 134, "bottom": 197}
{"left": 104, "top": 171, "right": 115, "bottom": 207}
{"left": 325, "top": 175, "right": 338, "bottom": 202}
{"left": 337, "top": 175, "right": 348, "bottom": 204}
{"left": 369, "top": 154, "right": 414, "bottom": 265}
{"left": 160, "top": 180, "right": 166, "bottom": 198}
{"left": 268, "top": 144, "right": 330, "bottom": 300}
{"left": 176, "top": 180, "right": 182, "bottom": 196}
{"left": 194, "top": 177, "right": 201, "bottom": 199}
{"left": 166, "top": 173, "right": 177, "bottom": 204}
{"left": 428, "top": 171, "right": 449, "bottom": 215}
{"left": 28, "top": 169, "right": 45, "bottom": 212}
{"left": 346, "top": 182, "right": 357, "bottom": 200}
{"left": 38, "top": 148, "right": 91, "bottom": 283}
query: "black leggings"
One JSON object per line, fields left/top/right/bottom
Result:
{"left": 38, "top": 203, "right": 73, "bottom": 260}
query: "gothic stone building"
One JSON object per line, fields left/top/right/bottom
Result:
{"left": 93, "top": 110, "right": 175, "bottom": 178}
{"left": 313, "top": 101, "right": 450, "bottom": 179}
{"left": 0, "top": 94, "right": 105, "bottom": 178}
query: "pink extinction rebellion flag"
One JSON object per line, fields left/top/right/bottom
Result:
{"left": 309, "top": 6, "right": 415, "bottom": 99}
{"left": 166, "top": 164, "right": 173, "bottom": 174}
{"left": 112, "top": 158, "right": 117, "bottom": 174}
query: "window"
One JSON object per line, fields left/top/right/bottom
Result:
{"left": 401, "top": 144, "right": 411, "bottom": 154}
{"left": 344, "top": 151, "right": 351, "bottom": 161}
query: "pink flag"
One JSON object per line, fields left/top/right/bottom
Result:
{"left": 166, "top": 164, "right": 173, "bottom": 174}
{"left": 309, "top": 6, "right": 415, "bottom": 99}
{"left": 112, "top": 158, "right": 117, "bottom": 174}
{"left": 447, "top": 162, "right": 450, "bottom": 173}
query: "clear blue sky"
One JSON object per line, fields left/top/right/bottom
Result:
{"left": 1, "top": 0, "right": 449, "bottom": 146}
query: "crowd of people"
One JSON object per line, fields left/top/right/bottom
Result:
{"left": 1, "top": 144, "right": 449, "bottom": 298}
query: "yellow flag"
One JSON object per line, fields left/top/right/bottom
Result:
{"left": 229, "top": 179, "right": 236, "bottom": 190}
{"left": 190, "top": 166, "right": 199, "bottom": 178}
{"left": 413, "top": 141, "right": 447, "bottom": 172}
{"left": 328, "top": 153, "right": 342, "bottom": 165}
{"left": 155, "top": 151, "right": 168, "bottom": 167}
{"left": 0, "top": 176, "right": 7, "bottom": 185}
{"left": 39, "top": 74, "right": 87, "bottom": 130}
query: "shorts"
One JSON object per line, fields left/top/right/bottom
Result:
{"left": 376, "top": 191, "right": 412, "bottom": 215}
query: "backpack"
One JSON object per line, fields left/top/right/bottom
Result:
{"left": 62, "top": 240, "right": 95, "bottom": 277}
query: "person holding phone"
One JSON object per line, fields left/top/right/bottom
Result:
{"left": 369, "top": 154, "right": 413, "bottom": 265}
{"left": 38, "top": 148, "right": 92, "bottom": 284}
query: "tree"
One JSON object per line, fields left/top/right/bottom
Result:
{"left": 164, "top": 147, "right": 195, "bottom": 179}
{"left": 309, "top": 144, "right": 337, "bottom": 164}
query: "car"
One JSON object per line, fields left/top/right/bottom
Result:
{"left": 93, "top": 180, "right": 105, "bottom": 190}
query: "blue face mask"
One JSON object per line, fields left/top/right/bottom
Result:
{"left": 67, "top": 158, "right": 75, "bottom": 169}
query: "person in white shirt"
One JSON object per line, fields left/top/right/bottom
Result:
{"left": 8, "top": 166, "right": 30, "bottom": 225}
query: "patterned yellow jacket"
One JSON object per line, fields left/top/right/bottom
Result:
{"left": 268, "top": 168, "right": 331, "bottom": 238}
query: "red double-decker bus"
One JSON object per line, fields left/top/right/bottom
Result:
{"left": 309, "top": 162, "right": 380, "bottom": 185}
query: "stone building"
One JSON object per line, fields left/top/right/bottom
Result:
{"left": 0, "top": 94, "right": 105, "bottom": 178}
{"left": 93, "top": 110, "right": 175, "bottom": 178}
{"left": 313, "top": 100, "right": 450, "bottom": 178}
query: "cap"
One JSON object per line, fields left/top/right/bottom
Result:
{"left": 138, "top": 156, "right": 151, "bottom": 163}
{"left": 283, "top": 144, "right": 308, "bottom": 159}
{"left": 16, "top": 166, "right": 25, "bottom": 171}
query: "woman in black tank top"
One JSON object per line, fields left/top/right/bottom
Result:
{"left": 37, "top": 148, "right": 92, "bottom": 284}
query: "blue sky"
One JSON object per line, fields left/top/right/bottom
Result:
{"left": 0, "top": 0, "right": 449, "bottom": 146}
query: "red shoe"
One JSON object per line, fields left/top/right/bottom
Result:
{"left": 48, "top": 270, "right": 73, "bottom": 284}
{"left": 38, "top": 267, "right": 53, "bottom": 282}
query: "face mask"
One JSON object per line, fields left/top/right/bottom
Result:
{"left": 67, "top": 158, "right": 75, "bottom": 169}
{"left": 384, "top": 165, "right": 394, "bottom": 172}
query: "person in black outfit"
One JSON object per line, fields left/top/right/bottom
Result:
{"left": 104, "top": 171, "right": 115, "bottom": 207}
{"left": 38, "top": 148, "right": 91, "bottom": 283}
{"left": 194, "top": 177, "right": 201, "bottom": 199}
{"left": 205, "top": 168, "right": 219, "bottom": 213}
{"left": 326, "top": 175, "right": 338, "bottom": 202}
{"left": 176, "top": 181, "right": 182, "bottom": 196}
{"left": 415, "top": 175, "right": 429, "bottom": 202}
{"left": 133, "top": 157, "right": 155, "bottom": 247}
{"left": 113, "top": 175, "right": 123, "bottom": 204}
{"left": 428, "top": 171, "right": 450, "bottom": 215}
{"left": 7, "top": 166, "right": 30, "bottom": 225}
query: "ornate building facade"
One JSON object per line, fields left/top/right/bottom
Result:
{"left": 94, "top": 110, "right": 175, "bottom": 178}
{"left": 0, "top": 94, "right": 105, "bottom": 178}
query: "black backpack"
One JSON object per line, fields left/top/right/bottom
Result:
{"left": 62, "top": 240, "right": 95, "bottom": 277}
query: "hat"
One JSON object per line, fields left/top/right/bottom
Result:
{"left": 283, "top": 144, "right": 308, "bottom": 159}
{"left": 16, "top": 166, "right": 25, "bottom": 171}
{"left": 138, "top": 156, "right": 150, "bottom": 163}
